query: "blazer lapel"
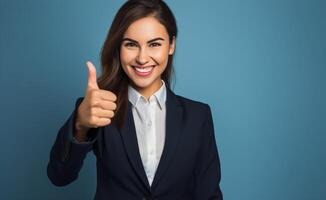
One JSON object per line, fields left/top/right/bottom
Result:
{"left": 119, "top": 101, "right": 151, "bottom": 190}
{"left": 119, "top": 87, "right": 183, "bottom": 191}
{"left": 151, "top": 87, "right": 183, "bottom": 189}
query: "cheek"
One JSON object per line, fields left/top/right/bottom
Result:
{"left": 150, "top": 48, "right": 170, "bottom": 64}
{"left": 120, "top": 49, "right": 135, "bottom": 65}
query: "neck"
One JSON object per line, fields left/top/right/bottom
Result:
{"left": 131, "top": 78, "right": 163, "bottom": 100}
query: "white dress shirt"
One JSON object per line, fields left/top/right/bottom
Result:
{"left": 128, "top": 79, "right": 167, "bottom": 186}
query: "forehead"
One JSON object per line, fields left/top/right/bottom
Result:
{"left": 123, "top": 17, "right": 169, "bottom": 41}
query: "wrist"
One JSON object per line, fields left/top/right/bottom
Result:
{"left": 74, "top": 121, "right": 89, "bottom": 142}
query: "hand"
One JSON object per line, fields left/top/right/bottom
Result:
{"left": 74, "top": 61, "right": 117, "bottom": 140}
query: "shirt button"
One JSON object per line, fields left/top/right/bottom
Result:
{"left": 147, "top": 120, "right": 152, "bottom": 126}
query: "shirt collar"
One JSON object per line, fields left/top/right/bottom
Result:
{"left": 128, "top": 79, "right": 167, "bottom": 110}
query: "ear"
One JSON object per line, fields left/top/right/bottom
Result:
{"left": 168, "top": 36, "right": 176, "bottom": 55}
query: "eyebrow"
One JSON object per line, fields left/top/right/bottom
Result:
{"left": 121, "top": 37, "right": 165, "bottom": 44}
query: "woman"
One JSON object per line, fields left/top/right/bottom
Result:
{"left": 47, "top": 0, "right": 223, "bottom": 199}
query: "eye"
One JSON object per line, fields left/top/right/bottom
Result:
{"left": 124, "top": 42, "right": 137, "bottom": 47}
{"left": 149, "top": 42, "right": 161, "bottom": 47}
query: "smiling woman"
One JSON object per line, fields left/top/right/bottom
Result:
{"left": 47, "top": 0, "right": 223, "bottom": 199}
{"left": 97, "top": 0, "right": 178, "bottom": 129}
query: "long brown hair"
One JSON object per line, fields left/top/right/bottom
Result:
{"left": 97, "top": 0, "right": 178, "bottom": 129}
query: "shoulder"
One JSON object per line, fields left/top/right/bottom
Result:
{"left": 173, "top": 93, "right": 215, "bottom": 140}
{"left": 175, "top": 94, "right": 209, "bottom": 109}
{"left": 174, "top": 94, "right": 212, "bottom": 119}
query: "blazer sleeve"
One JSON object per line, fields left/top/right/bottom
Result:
{"left": 194, "top": 104, "right": 223, "bottom": 200}
{"left": 47, "top": 97, "right": 98, "bottom": 186}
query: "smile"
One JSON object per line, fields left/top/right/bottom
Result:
{"left": 132, "top": 65, "right": 155, "bottom": 77}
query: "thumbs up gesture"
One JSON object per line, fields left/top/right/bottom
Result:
{"left": 74, "top": 61, "right": 117, "bottom": 141}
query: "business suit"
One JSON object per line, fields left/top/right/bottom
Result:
{"left": 47, "top": 87, "right": 223, "bottom": 200}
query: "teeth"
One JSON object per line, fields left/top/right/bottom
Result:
{"left": 134, "top": 66, "right": 154, "bottom": 73}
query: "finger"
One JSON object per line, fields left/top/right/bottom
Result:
{"left": 93, "top": 108, "right": 115, "bottom": 118}
{"left": 96, "top": 100, "right": 117, "bottom": 111}
{"left": 86, "top": 61, "right": 99, "bottom": 90}
{"left": 97, "top": 90, "right": 118, "bottom": 102}
{"left": 96, "top": 117, "right": 111, "bottom": 127}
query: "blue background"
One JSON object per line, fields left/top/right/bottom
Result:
{"left": 1, "top": 0, "right": 325, "bottom": 199}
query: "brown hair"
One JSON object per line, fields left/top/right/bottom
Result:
{"left": 97, "top": 0, "right": 178, "bottom": 129}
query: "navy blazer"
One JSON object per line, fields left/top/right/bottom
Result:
{"left": 47, "top": 87, "right": 223, "bottom": 200}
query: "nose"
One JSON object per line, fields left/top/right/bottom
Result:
{"left": 136, "top": 48, "right": 150, "bottom": 65}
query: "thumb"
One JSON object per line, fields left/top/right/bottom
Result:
{"left": 86, "top": 61, "right": 99, "bottom": 90}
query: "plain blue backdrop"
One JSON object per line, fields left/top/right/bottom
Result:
{"left": 1, "top": 0, "right": 325, "bottom": 199}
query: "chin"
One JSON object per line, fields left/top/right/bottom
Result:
{"left": 130, "top": 78, "right": 155, "bottom": 89}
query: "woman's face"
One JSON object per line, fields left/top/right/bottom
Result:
{"left": 120, "top": 16, "right": 175, "bottom": 98}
